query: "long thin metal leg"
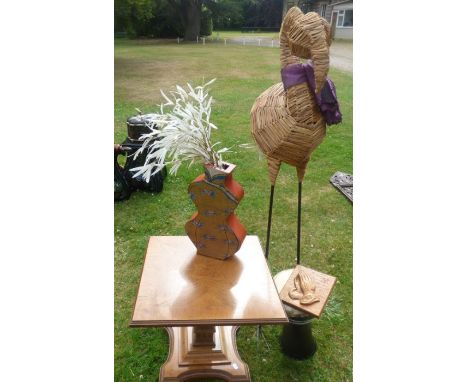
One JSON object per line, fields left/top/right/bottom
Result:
{"left": 297, "top": 181, "right": 302, "bottom": 265}
{"left": 258, "top": 185, "right": 275, "bottom": 346}
{"left": 256, "top": 325, "right": 261, "bottom": 351}
{"left": 265, "top": 185, "right": 275, "bottom": 260}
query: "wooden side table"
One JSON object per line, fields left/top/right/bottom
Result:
{"left": 130, "top": 236, "right": 288, "bottom": 382}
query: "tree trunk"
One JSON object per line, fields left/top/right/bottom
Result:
{"left": 182, "top": 0, "right": 201, "bottom": 41}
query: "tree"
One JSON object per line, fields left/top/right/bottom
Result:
{"left": 210, "top": 0, "right": 248, "bottom": 29}
{"left": 142, "top": 1, "right": 184, "bottom": 38}
{"left": 165, "top": 0, "right": 203, "bottom": 41}
{"left": 167, "top": 0, "right": 236, "bottom": 40}
{"left": 115, "top": 0, "right": 154, "bottom": 37}
{"left": 114, "top": 0, "right": 282, "bottom": 40}
{"left": 244, "top": 0, "right": 282, "bottom": 28}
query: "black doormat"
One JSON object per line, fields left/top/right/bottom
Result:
{"left": 330, "top": 172, "right": 353, "bottom": 203}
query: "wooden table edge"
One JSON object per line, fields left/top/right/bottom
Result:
{"left": 129, "top": 317, "right": 289, "bottom": 328}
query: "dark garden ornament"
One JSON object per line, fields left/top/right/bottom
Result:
{"left": 114, "top": 144, "right": 132, "bottom": 202}
{"left": 114, "top": 115, "right": 166, "bottom": 202}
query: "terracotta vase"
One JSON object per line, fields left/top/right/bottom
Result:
{"left": 185, "top": 162, "right": 247, "bottom": 260}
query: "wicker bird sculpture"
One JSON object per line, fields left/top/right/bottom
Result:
{"left": 250, "top": 7, "right": 341, "bottom": 262}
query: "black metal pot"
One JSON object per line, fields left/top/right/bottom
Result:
{"left": 126, "top": 114, "right": 155, "bottom": 141}
{"left": 114, "top": 114, "right": 166, "bottom": 202}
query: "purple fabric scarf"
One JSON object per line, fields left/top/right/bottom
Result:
{"left": 281, "top": 61, "right": 342, "bottom": 125}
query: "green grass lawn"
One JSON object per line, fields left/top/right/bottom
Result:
{"left": 115, "top": 38, "right": 353, "bottom": 382}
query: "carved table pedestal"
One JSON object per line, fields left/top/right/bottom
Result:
{"left": 131, "top": 236, "right": 288, "bottom": 382}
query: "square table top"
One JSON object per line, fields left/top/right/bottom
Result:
{"left": 130, "top": 235, "right": 288, "bottom": 327}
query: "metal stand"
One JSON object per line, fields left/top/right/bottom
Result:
{"left": 265, "top": 185, "right": 275, "bottom": 259}
{"left": 267, "top": 180, "right": 318, "bottom": 361}
{"left": 259, "top": 184, "right": 275, "bottom": 346}
{"left": 264, "top": 182, "right": 302, "bottom": 264}
{"left": 297, "top": 181, "right": 302, "bottom": 265}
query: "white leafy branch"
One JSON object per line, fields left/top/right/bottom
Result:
{"left": 130, "top": 79, "right": 236, "bottom": 182}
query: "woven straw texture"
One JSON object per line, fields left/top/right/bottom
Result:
{"left": 251, "top": 7, "right": 331, "bottom": 184}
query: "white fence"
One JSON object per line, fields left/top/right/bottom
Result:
{"left": 172, "top": 35, "right": 280, "bottom": 48}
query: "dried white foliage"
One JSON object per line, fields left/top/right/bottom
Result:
{"left": 131, "top": 79, "right": 234, "bottom": 182}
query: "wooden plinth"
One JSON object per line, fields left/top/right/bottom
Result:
{"left": 160, "top": 326, "right": 250, "bottom": 382}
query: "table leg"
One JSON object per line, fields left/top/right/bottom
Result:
{"left": 192, "top": 325, "right": 216, "bottom": 347}
{"left": 159, "top": 326, "right": 250, "bottom": 382}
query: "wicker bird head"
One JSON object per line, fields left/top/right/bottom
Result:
{"left": 280, "top": 7, "right": 331, "bottom": 92}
